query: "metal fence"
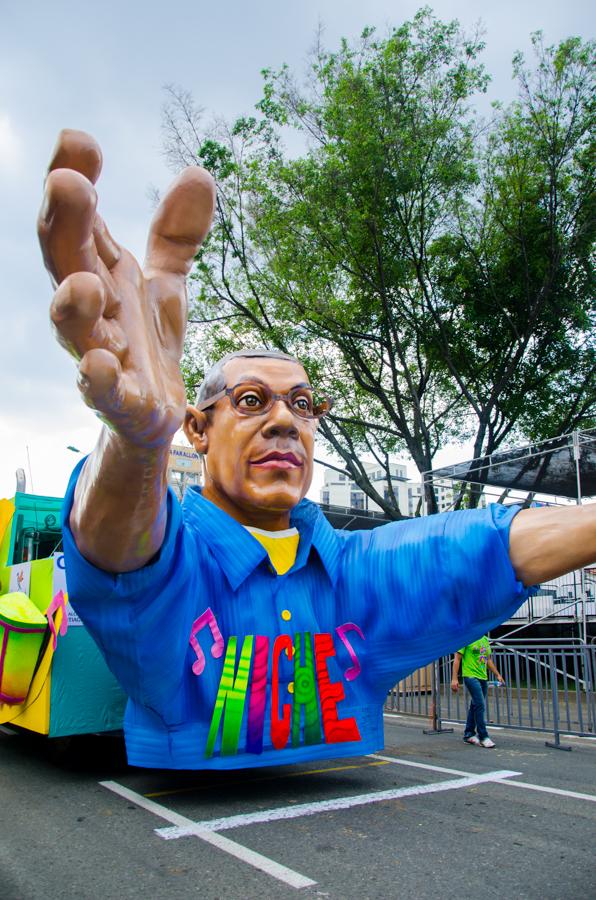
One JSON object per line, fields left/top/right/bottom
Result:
{"left": 510, "top": 570, "right": 596, "bottom": 623}
{"left": 385, "top": 640, "right": 596, "bottom": 747}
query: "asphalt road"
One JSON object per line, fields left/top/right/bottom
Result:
{"left": 1, "top": 716, "right": 594, "bottom": 899}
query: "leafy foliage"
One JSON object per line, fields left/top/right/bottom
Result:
{"left": 163, "top": 12, "right": 595, "bottom": 515}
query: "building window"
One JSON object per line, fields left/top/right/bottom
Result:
{"left": 321, "top": 490, "right": 330, "bottom": 505}
{"left": 351, "top": 493, "right": 365, "bottom": 510}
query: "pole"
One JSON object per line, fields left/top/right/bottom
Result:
{"left": 545, "top": 650, "right": 572, "bottom": 751}
{"left": 423, "top": 659, "right": 453, "bottom": 735}
{"left": 572, "top": 431, "right": 587, "bottom": 645}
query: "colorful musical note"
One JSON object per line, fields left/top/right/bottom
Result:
{"left": 189, "top": 607, "right": 225, "bottom": 675}
{"left": 46, "top": 590, "right": 68, "bottom": 649}
{"left": 335, "top": 622, "right": 365, "bottom": 681}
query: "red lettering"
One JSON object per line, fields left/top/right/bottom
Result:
{"left": 314, "top": 633, "right": 360, "bottom": 743}
{"left": 271, "top": 635, "right": 293, "bottom": 750}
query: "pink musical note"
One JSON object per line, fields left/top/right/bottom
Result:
{"left": 189, "top": 607, "right": 224, "bottom": 676}
{"left": 335, "top": 622, "right": 365, "bottom": 681}
{"left": 46, "top": 590, "right": 68, "bottom": 650}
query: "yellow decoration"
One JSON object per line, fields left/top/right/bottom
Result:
{"left": 0, "top": 556, "right": 63, "bottom": 732}
{"left": 246, "top": 527, "right": 299, "bottom": 575}
{"left": 0, "top": 610, "right": 61, "bottom": 732}
{"left": 0, "top": 498, "right": 15, "bottom": 568}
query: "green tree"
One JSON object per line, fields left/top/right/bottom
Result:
{"left": 431, "top": 32, "right": 595, "bottom": 504}
{"left": 164, "top": 12, "right": 595, "bottom": 515}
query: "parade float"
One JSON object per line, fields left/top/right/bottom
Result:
{"left": 0, "top": 486, "right": 126, "bottom": 741}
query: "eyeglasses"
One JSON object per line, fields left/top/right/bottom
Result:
{"left": 196, "top": 381, "right": 333, "bottom": 420}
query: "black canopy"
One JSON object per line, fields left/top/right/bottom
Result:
{"left": 427, "top": 429, "right": 596, "bottom": 500}
{"left": 319, "top": 503, "right": 390, "bottom": 530}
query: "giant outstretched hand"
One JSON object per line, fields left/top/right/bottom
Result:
{"left": 38, "top": 130, "right": 215, "bottom": 572}
{"left": 38, "top": 129, "right": 215, "bottom": 446}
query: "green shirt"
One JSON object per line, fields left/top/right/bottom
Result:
{"left": 458, "top": 636, "right": 491, "bottom": 680}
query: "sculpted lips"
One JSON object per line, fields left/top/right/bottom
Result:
{"left": 250, "top": 451, "right": 303, "bottom": 469}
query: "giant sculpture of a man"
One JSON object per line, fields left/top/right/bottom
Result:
{"left": 39, "top": 130, "right": 596, "bottom": 770}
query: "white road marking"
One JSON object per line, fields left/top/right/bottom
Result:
{"left": 385, "top": 714, "right": 591, "bottom": 740}
{"left": 370, "top": 753, "right": 470, "bottom": 776}
{"left": 501, "top": 780, "right": 596, "bottom": 803}
{"left": 373, "top": 753, "right": 596, "bottom": 803}
{"left": 439, "top": 721, "right": 503, "bottom": 730}
{"left": 156, "top": 770, "right": 520, "bottom": 839}
{"left": 100, "top": 780, "right": 316, "bottom": 890}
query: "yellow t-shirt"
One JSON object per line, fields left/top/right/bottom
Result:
{"left": 245, "top": 526, "right": 299, "bottom": 576}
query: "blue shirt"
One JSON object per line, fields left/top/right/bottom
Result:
{"left": 62, "top": 463, "right": 528, "bottom": 770}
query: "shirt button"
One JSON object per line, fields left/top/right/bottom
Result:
{"left": 281, "top": 609, "right": 291, "bottom": 621}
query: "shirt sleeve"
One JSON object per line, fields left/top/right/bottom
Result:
{"left": 339, "top": 504, "right": 530, "bottom": 693}
{"left": 61, "top": 459, "right": 198, "bottom": 719}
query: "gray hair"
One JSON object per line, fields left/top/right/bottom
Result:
{"left": 194, "top": 349, "right": 302, "bottom": 406}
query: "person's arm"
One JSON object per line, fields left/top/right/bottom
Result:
{"left": 509, "top": 504, "right": 596, "bottom": 586}
{"left": 69, "top": 431, "right": 171, "bottom": 572}
{"left": 451, "top": 651, "right": 462, "bottom": 692}
{"left": 487, "top": 658, "right": 505, "bottom": 684}
{"left": 38, "top": 130, "right": 215, "bottom": 572}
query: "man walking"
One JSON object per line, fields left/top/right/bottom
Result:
{"left": 451, "top": 636, "right": 504, "bottom": 748}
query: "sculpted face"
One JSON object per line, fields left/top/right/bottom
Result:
{"left": 184, "top": 357, "right": 318, "bottom": 529}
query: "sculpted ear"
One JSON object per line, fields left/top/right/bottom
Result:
{"left": 184, "top": 405, "right": 209, "bottom": 454}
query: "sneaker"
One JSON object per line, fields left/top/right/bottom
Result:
{"left": 479, "top": 738, "right": 495, "bottom": 748}
{"left": 464, "top": 736, "right": 480, "bottom": 745}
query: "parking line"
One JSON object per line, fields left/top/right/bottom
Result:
{"left": 156, "top": 770, "right": 521, "bottom": 839}
{"left": 370, "top": 753, "right": 470, "bottom": 776}
{"left": 372, "top": 753, "right": 596, "bottom": 804}
{"left": 100, "top": 779, "right": 316, "bottom": 890}
{"left": 441, "top": 721, "right": 503, "bottom": 730}
{"left": 501, "top": 780, "right": 596, "bottom": 803}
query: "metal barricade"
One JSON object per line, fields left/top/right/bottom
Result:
{"left": 385, "top": 641, "right": 596, "bottom": 745}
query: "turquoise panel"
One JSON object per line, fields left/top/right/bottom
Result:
{"left": 48, "top": 626, "right": 127, "bottom": 737}
{"left": 8, "top": 492, "right": 63, "bottom": 565}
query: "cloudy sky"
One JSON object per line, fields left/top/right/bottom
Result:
{"left": 0, "top": 0, "right": 593, "bottom": 501}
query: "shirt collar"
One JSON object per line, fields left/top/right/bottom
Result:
{"left": 182, "top": 487, "right": 340, "bottom": 591}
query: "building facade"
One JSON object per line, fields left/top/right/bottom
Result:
{"left": 405, "top": 480, "right": 462, "bottom": 516}
{"left": 167, "top": 444, "right": 202, "bottom": 500}
{"left": 320, "top": 461, "right": 455, "bottom": 517}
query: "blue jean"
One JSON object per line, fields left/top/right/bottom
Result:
{"left": 463, "top": 677, "right": 489, "bottom": 741}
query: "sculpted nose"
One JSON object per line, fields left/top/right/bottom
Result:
{"left": 261, "top": 399, "right": 299, "bottom": 438}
